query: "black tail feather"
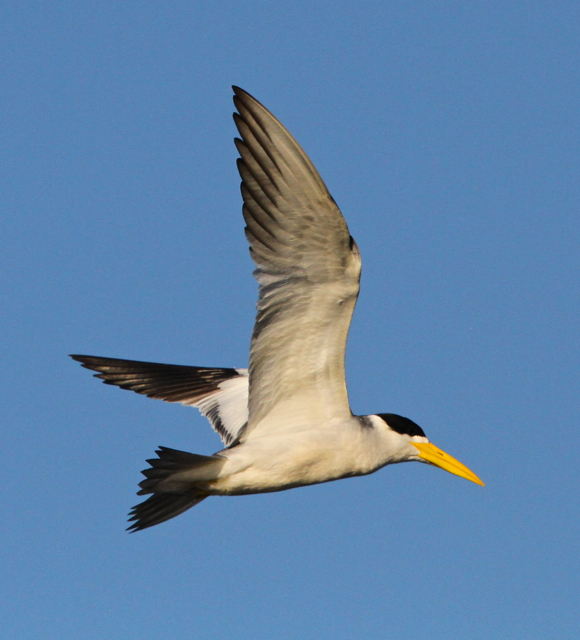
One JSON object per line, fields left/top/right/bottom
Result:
{"left": 127, "top": 445, "right": 221, "bottom": 532}
{"left": 127, "top": 492, "right": 207, "bottom": 532}
{"left": 136, "top": 446, "right": 222, "bottom": 496}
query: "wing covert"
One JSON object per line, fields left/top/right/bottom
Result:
{"left": 232, "top": 88, "right": 361, "bottom": 433}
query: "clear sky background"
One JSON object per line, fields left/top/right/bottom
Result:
{"left": 2, "top": 2, "right": 579, "bottom": 639}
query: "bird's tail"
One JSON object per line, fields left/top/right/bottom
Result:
{"left": 128, "top": 446, "right": 224, "bottom": 532}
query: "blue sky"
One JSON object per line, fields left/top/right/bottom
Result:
{"left": 2, "top": 2, "right": 579, "bottom": 638}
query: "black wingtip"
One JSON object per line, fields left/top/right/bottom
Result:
{"left": 69, "top": 354, "right": 114, "bottom": 374}
{"left": 70, "top": 354, "right": 100, "bottom": 363}
{"left": 232, "top": 86, "right": 245, "bottom": 106}
{"left": 232, "top": 86, "right": 265, "bottom": 112}
{"left": 69, "top": 354, "right": 97, "bottom": 369}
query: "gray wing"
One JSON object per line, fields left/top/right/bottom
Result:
{"left": 70, "top": 355, "right": 249, "bottom": 446}
{"left": 232, "top": 87, "right": 361, "bottom": 434}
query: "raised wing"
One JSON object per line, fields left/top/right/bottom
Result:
{"left": 70, "top": 355, "right": 249, "bottom": 446}
{"left": 232, "top": 87, "right": 361, "bottom": 433}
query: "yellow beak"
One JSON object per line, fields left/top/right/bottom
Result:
{"left": 412, "top": 442, "right": 484, "bottom": 486}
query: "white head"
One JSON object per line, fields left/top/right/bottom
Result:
{"left": 371, "top": 413, "right": 484, "bottom": 486}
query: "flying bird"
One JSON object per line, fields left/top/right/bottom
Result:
{"left": 71, "top": 87, "right": 483, "bottom": 532}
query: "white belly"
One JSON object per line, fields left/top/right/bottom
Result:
{"left": 204, "top": 421, "right": 383, "bottom": 495}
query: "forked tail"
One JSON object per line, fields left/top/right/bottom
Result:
{"left": 128, "top": 447, "right": 224, "bottom": 532}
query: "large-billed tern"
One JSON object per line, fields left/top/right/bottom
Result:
{"left": 72, "top": 87, "right": 483, "bottom": 532}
